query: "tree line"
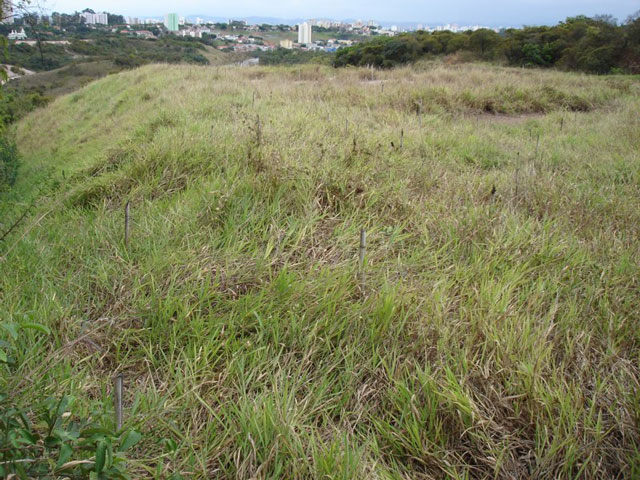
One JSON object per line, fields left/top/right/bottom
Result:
{"left": 334, "top": 13, "right": 640, "bottom": 74}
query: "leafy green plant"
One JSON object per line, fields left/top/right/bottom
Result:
{"left": 0, "top": 394, "right": 142, "bottom": 479}
{"left": 1, "top": 321, "right": 141, "bottom": 478}
{"left": 0, "top": 321, "right": 49, "bottom": 365}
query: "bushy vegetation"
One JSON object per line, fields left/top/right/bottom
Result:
{"left": 1, "top": 63, "right": 639, "bottom": 478}
{"left": 0, "top": 137, "right": 19, "bottom": 190}
{"left": 0, "top": 393, "right": 143, "bottom": 479}
{"left": 254, "top": 48, "right": 331, "bottom": 65}
{"left": 0, "top": 90, "right": 50, "bottom": 126}
{"left": 6, "top": 36, "right": 211, "bottom": 73}
{"left": 335, "top": 13, "right": 640, "bottom": 73}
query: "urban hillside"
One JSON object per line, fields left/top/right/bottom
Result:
{"left": 1, "top": 62, "right": 639, "bottom": 478}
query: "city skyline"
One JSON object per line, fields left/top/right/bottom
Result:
{"left": 41, "top": 0, "right": 639, "bottom": 27}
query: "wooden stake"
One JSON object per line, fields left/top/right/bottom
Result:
{"left": 124, "top": 201, "right": 130, "bottom": 249}
{"left": 560, "top": 117, "right": 564, "bottom": 131}
{"left": 400, "top": 129, "right": 404, "bottom": 149}
{"left": 114, "top": 374, "right": 123, "bottom": 431}
{"left": 359, "top": 229, "right": 366, "bottom": 296}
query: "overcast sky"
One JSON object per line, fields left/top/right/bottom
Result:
{"left": 43, "top": 0, "right": 639, "bottom": 26}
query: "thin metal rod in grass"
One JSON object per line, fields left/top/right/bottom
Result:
{"left": 124, "top": 201, "right": 130, "bottom": 249}
{"left": 114, "top": 373, "right": 123, "bottom": 431}
{"left": 359, "top": 229, "right": 367, "bottom": 296}
{"left": 514, "top": 152, "right": 520, "bottom": 202}
{"left": 256, "top": 115, "right": 262, "bottom": 146}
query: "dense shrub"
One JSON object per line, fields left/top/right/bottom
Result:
{"left": 0, "top": 91, "right": 50, "bottom": 125}
{"left": 0, "top": 137, "right": 19, "bottom": 189}
{"left": 335, "top": 14, "right": 640, "bottom": 73}
{"left": 255, "top": 48, "right": 331, "bottom": 65}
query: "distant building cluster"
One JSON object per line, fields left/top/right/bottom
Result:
{"left": 46, "top": 8, "right": 506, "bottom": 55}
{"left": 7, "top": 27, "right": 27, "bottom": 40}
{"left": 178, "top": 26, "right": 212, "bottom": 38}
{"left": 80, "top": 11, "right": 108, "bottom": 25}
{"left": 429, "top": 23, "right": 501, "bottom": 33}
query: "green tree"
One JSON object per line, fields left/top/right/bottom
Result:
{"left": 468, "top": 29, "right": 502, "bottom": 59}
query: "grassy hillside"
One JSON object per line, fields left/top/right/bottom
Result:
{"left": 0, "top": 51, "right": 240, "bottom": 126}
{"left": 1, "top": 63, "right": 640, "bottom": 479}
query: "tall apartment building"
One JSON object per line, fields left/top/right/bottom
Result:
{"left": 80, "top": 12, "right": 108, "bottom": 25}
{"left": 298, "top": 22, "right": 312, "bottom": 44}
{"left": 164, "top": 13, "right": 179, "bottom": 32}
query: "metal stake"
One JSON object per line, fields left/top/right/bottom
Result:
{"left": 124, "top": 201, "right": 130, "bottom": 248}
{"left": 359, "top": 229, "right": 366, "bottom": 295}
{"left": 114, "top": 374, "right": 123, "bottom": 431}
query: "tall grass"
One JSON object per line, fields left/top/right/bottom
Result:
{"left": 1, "top": 63, "right": 639, "bottom": 478}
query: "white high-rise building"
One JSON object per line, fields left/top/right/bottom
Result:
{"left": 298, "top": 22, "right": 312, "bottom": 44}
{"left": 80, "top": 12, "right": 108, "bottom": 25}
